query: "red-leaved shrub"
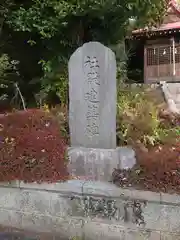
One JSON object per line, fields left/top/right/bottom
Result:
{"left": 113, "top": 142, "right": 180, "bottom": 193}
{"left": 0, "top": 109, "right": 68, "bottom": 183}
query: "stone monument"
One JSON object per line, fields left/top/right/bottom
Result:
{"left": 68, "top": 41, "right": 116, "bottom": 149}
{"left": 68, "top": 42, "right": 136, "bottom": 181}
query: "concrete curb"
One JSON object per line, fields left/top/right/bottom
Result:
{"left": 1, "top": 180, "right": 180, "bottom": 206}
{"left": 0, "top": 180, "right": 180, "bottom": 239}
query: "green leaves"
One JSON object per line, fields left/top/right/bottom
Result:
{"left": 117, "top": 85, "right": 179, "bottom": 146}
{"left": 8, "top": 0, "right": 166, "bottom": 42}
{"left": 5, "top": 0, "right": 166, "bottom": 106}
{"left": 0, "top": 54, "right": 13, "bottom": 82}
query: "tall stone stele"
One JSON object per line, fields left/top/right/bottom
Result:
{"left": 68, "top": 42, "right": 136, "bottom": 181}
{"left": 68, "top": 41, "right": 116, "bottom": 149}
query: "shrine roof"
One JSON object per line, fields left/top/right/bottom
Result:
{"left": 132, "top": 0, "right": 180, "bottom": 37}
{"left": 133, "top": 21, "right": 180, "bottom": 34}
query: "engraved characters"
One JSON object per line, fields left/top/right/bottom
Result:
{"left": 84, "top": 56, "right": 100, "bottom": 137}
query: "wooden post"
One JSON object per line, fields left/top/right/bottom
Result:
{"left": 171, "top": 37, "right": 176, "bottom": 77}
{"left": 144, "top": 46, "right": 147, "bottom": 83}
{"left": 157, "top": 47, "right": 159, "bottom": 80}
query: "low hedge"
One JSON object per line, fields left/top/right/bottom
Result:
{"left": 0, "top": 109, "right": 68, "bottom": 182}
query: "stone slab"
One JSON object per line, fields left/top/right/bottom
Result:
{"left": 19, "top": 180, "right": 85, "bottom": 194}
{"left": 83, "top": 201, "right": 180, "bottom": 233}
{"left": 83, "top": 221, "right": 161, "bottom": 240}
{"left": 125, "top": 230, "right": 160, "bottom": 240}
{"left": 161, "top": 82, "right": 180, "bottom": 113}
{"left": 82, "top": 181, "right": 132, "bottom": 198}
{"left": 21, "top": 213, "right": 83, "bottom": 237}
{"left": 139, "top": 203, "right": 180, "bottom": 233}
{"left": 74, "top": 186, "right": 147, "bottom": 225}
{"left": 0, "top": 188, "right": 22, "bottom": 211}
{"left": 0, "top": 209, "right": 83, "bottom": 238}
{"left": 117, "top": 146, "right": 136, "bottom": 170}
{"left": 0, "top": 181, "right": 20, "bottom": 187}
{"left": 0, "top": 233, "right": 38, "bottom": 240}
{"left": 67, "top": 147, "right": 119, "bottom": 181}
{"left": 83, "top": 221, "right": 125, "bottom": 240}
{"left": 131, "top": 189, "right": 160, "bottom": 203}
{"left": 0, "top": 187, "right": 85, "bottom": 219}
{"left": 161, "top": 233, "right": 180, "bottom": 240}
{"left": 2, "top": 181, "right": 180, "bottom": 237}
{"left": 67, "top": 147, "right": 136, "bottom": 181}
{"left": 68, "top": 41, "right": 116, "bottom": 149}
{"left": 161, "top": 192, "right": 180, "bottom": 205}
{"left": 0, "top": 209, "right": 22, "bottom": 229}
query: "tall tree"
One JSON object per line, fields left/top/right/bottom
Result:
{"left": 6, "top": 0, "right": 167, "bottom": 105}
{"left": 8, "top": 0, "right": 167, "bottom": 46}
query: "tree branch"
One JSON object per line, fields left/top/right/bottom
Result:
{"left": 14, "top": 82, "right": 26, "bottom": 110}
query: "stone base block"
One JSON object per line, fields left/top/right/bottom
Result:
{"left": 67, "top": 146, "right": 136, "bottom": 182}
{"left": 117, "top": 146, "right": 136, "bottom": 170}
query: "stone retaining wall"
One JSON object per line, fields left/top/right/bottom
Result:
{"left": 161, "top": 82, "right": 180, "bottom": 113}
{"left": 0, "top": 180, "right": 180, "bottom": 239}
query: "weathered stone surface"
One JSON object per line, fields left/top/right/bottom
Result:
{"left": 125, "top": 230, "right": 160, "bottom": 240}
{"left": 83, "top": 181, "right": 160, "bottom": 202}
{"left": 72, "top": 195, "right": 146, "bottom": 224}
{"left": 69, "top": 182, "right": 147, "bottom": 224}
{"left": 19, "top": 180, "right": 85, "bottom": 194}
{"left": 83, "top": 221, "right": 125, "bottom": 240}
{"left": 131, "top": 189, "right": 160, "bottom": 202}
{"left": 161, "top": 233, "right": 180, "bottom": 240}
{"left": 21, "top": 213, "right": 83, "bottom": 237}
{"left": 0, "top": 232, "right": 39, "bottom": 240}
{"left": 83, "top": 181, "right": 132, "bottom": 198}
{"left": 2, "top": 182, "right": 180, "bottom": 238}
{"left": 0, "top": 209, "right": 22, "bottom": 229}
{"left": 67, "top": 147, "right": 136, "bottom": 181}
{"left": 140, "top": 203, "right": 180, "bottom": 232}
{"left": 19, "top": 190, "right": 52, "bottom": 215}
{"left": 160, "top": 192, "right": 180, "bottom": 205}
{"left": 3, "top": 189, "right": 85, "bottom": 219}
{"left": 0, "top": 183, "right": 86, "bottom": 225}
{"left": 117, "top": 147, "right": 136, "bottom": 170}
{"left": 161, "top": 81, "right": 180, "bottom": 113}
{"left": 68, "top": 41, "right": 116, "bottom": 149}
{"left": 0, "top": 181, "right": 20, "bottom": 187}
{"left": 67, "top": 147, "right": 119, "bottom": 181}
{"left": 83, "top": 221, "right": 161, "bottom": 240}
{"left": 0, "top": 187, "right": 22, "bottom": 210}
{"left": 0, "top": 208, "right": 83, "bottom": 237}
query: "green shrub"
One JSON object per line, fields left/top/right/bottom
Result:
{"left": 117, "top": 85, "right": 179, "bottom": 146}
{"left": 48, "top": 104, "right": 69, "bottom": 143}
{"left": 34, "top": 60, "right": 68, "bottom": 107}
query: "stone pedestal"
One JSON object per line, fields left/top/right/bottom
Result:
{"left": 67, "top": 147, "right": 136, "bottom": 182}
{"left": 117, "top": 147, "right": 136, "bottom": 170}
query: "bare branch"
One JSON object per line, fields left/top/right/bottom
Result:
{"left": 14, "top": 82, "right": 26, "bottom": 110}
